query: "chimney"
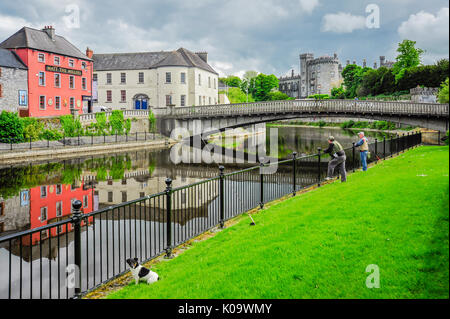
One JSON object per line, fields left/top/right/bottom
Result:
{"left": 196, "top": 52, "right": 208, "bottom": 63}
{"left": 346, "top": 60, "right": 350, "bottom": 66}
{"left": 380, "top": 56, "right": 386, "bottom": 66}
{"left": 373, "top": 62, "right": 378, "bottom": 69}
{"left": 42, "top": 25, "right": 55, "bottom": 41}
{"left": 363, "top": 59, "right": 366, "bottom": 68}
{"left": 291, "top": 69, "right": 294, "bottom": 77}
{"left": 333, "top": 52, "right": 337, "bottom": 59}
{"left": 352, "top": 60, "right": 356, "bottom": 65}
{"left": 86, "top": 47, "right": 94, "bottom": 59}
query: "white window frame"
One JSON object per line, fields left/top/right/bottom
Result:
{"left": 55, "top": 96, "right": 61, "bottom": 110}
{"left": 38, "top": 72, "right": 46, "bottom": 86}
{"left": 56, "top": 201, "right": 63, "bottom": 217}
{"left": 70, "top": 97, "right": 75, "bottom": 109}
{"left": 68, "top": 59, "right": 74, "bottom": 68}
{"left": 54, "top": 56, "right": 60, "bottom": 65}
{"left": 165, "top": 72, "right": 171, "bottom": 84}
{"left": 54, "top": 73, "right": 61, "bottom": 88}
{"left": 181, "top": 72, "right": 186, "bottom": 84}
{"left": 69, "top": 75, "right": 75, "bottom": 89}
{"left": 38, "top": 53, "right": 45, "bottom": 63}
{"left": 82, "top": 77, "right": 87, "bottom": 90}
{"left": 40, "top": 207, "right": 48, "bottom": 222}
{"left": 180, "top": 95, "right": 186, "bottom": 106}
{"left": 39, "top": 95, "right": 46, "bottom": 110}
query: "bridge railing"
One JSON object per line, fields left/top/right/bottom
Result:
{"left": 78, "top": 110, "right": 150, "bottom": 123}
{"left": 0, "top": 131, "right": 423, "bottom": 299}
{"left": 160, "top": 100, "right": 449, "bottom": 118}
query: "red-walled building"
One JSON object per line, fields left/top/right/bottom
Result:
{"left": 0, "top": 26, "right": 93, "bottom": 117}
{"left": 25, "top": 183, "right": 94, "bottom": 245}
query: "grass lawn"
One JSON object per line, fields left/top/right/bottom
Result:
{"left": 108, "top": 146, "right": 449, "bottom": 299}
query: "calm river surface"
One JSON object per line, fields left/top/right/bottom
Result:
{"left": 0, "top": 126, "right": 392, "bottom": 298}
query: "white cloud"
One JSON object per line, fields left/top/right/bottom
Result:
{"left": 321, "top": 12, "right": 366, "bottom": 33}
{"left": 299, "top": 0, "right": 319, "bottom": 14}
{"left": 0, "top": 14, "right": 35, "bottom": 38}
{"left": 398, "top": 7, "right": 449, "bottom": 62}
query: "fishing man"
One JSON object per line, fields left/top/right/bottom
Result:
{"left": 324, "top": 136, "right": 347, "bottom": 182}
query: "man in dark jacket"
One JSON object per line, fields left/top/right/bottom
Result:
{"left": 323, "top": 136, "right": 347, "bottom": 182}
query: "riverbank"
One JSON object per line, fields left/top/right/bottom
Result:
{"left": 0, "top": 138, "right": 176, "bottom": 165}
{"left": 267, "top": 123, "right": 417, "bottom": 135}
{"left": 94, "top": 145, "right": 449, "bottom": 299}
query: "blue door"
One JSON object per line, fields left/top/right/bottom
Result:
{"left": 135, "top": 100, "right": 141, "bottom": 110}
{"left": 142, "top": 99, "right": 148, "bottom": 110}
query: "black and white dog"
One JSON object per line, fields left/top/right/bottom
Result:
{"left": 126, "top": 258, "right": 160, "bottom": 285}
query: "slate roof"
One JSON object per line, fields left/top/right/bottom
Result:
{"left": 0, "top": 48, "right": 27, "bottom": 69}
{"left": 93, "top": 48, "right": 218, "bottom": 74}
{"left": 0, "top": 27, "right": 91, "bottom": 61}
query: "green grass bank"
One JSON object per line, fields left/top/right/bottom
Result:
{"left": 108, "top": 146, "right": 449, "bottom": 299}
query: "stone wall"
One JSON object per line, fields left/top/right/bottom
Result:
{"left": 0, "top": 67, "right": 28, "bottom": 113}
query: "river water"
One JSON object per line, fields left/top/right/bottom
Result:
{"left": 0, "top": 125, "right": 391, "bottom": 298}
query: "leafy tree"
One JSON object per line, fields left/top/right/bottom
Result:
{"left": 220, "top": 87, "right": 255, "bottom": 103}
{"left": 249, "top": 73, "right": 279, "bottom": 101}
{"left": 267, "top": 91, "right": 293, "bottom": 101}
{"left": 219, "top": 76, "right": 242, "bottom": 88}
{"left": 392, "top": 39, "right": 425, "bottom": 82}
{"left": 438, "top": 78, "right": 449, "bottom": 104}
{"left": 148, "top": 110, "right": 157, "bottom": 132}
{"left": 396, "top": 59, "right": 449, "bottom": 91}
{"left": 330, "top": 86, "right": 346, "bottom": 99}
{"left": 243, "top": 70, "right": 258, "bottom": 81}
{"left": 0, "top": 111, "right": 24, "bottom": 142}
{"left": 342, "top": 64, "right": 371, "bottom": 98}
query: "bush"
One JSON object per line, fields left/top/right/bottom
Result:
{"left": 267, "top": 91, "right": 293, "bottom": 101}
{"left": 0, "top": 111, "right": 24, "bottom": 142}
{"left": 94, "top": 112, "right": 109, "bottom": 135}
{"left": 438, "top": 78, "right": 449, "bottom": 104}
{"left": 149, "top": 110, "right": 156, "bottom": 133}
{"left": 21, "top": 117, "right": 44, "bottom": 141}
{"left": 60, "top": 115, "right": 82, "bottom": 137}
{"left": 308, "top": 94, "right": 330, "bottom": 100}
{"left": 40, "top": 128, "right": 63, "bottom": 141}
{"left": 109, "top": 110, "right": 125, "bottom": 135}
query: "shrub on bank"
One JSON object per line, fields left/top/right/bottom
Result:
{"left": 0, "top": 111, "right": 24, "bottom": 142}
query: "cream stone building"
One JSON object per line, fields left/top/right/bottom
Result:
{"left": 92, "top": 48, "right": 219, "bottom": 110}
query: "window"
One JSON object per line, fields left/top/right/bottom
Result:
{"left": 106, "top": 73, "right": 112, "bottom": 84}
{"left": 54, "top": 56, "right": 60, "bottom": 65}
{"left": 106, "top": 90, "right": 112, "bottom": 102}
{"left": 199, "top": 96, "right": 202, "bottom": 105}
{"left": 93, "top": 73, "right": 98, "bottom": 82}
{"left": 82, "top": 78, "right": 87, "bottom": 90}
{"left": 41, "top": 230, "right": 48, "bottom": 239}
{"left": 56, "top": 184, "right": 62, "bottom": 194}
{"left": 120, "top": 90, "right": 126, "bottom": 102}
{"left": 165, "top": 72, "right": 171, "bottom": 83}
{"left": 108, "top": 191, "right": 113, "bottom": 202}
{"left": 57, "top": 225, "right": 64, "bottom": 234}
{"left": 54, "top": 73, "right": 60, "bottom": 88}
{"left": 198, "top": 74, "right": 201, "bottom": 85}
{"left": 40, "top": 207, "right": 48, "bottom": 221}
{"left": 38, "top": 53, "right": 45, "bottom": 63}
{"left": 214, "top": 78, "right": 216, "bottom": 89}
{"left": 120, "top": 72, "right": 126, "bottom": 84}
{"left": 180, "top": 95, "right": 186, "bottom": 107}
{"left": 83, "top": 195, "right": 88, "bottom": 208}
{"left": 68, "top": 59, "right": 74, "bottom": 67}
{"left": 70, "top": 97, "right": 75, "bottom": 109}
{"left": 165, "top": 95, "right": 172, "bottom": 106}
{"left": 121, "top": 191, "right": 127, "bottom": 203}
{"left": 56, "top": 201, "right": 63, "bottom": 217}
{"left": 138, "top": 72, "right": 144, "bottom": 83}
{"left": 140, "top": 192, "right": 145, "bottom": 198}
{"left": 82, "top": 62, "right": 86, "bottom": 70}
{"left": 69, "top": 76, "right": 75, "bottom": 89}
{"left": 39, "top": 96, "right": 46, "bottom": 110}
{"left": 55, "top": 96, "right": 61, "bottom": 110}
{"left": 39, "top": 72, "right": 45, "bottom": 86}
{"left": 208, "top": 77, "right": 211, "bottom": 88}
{"left": 180, "top": 72, "right": 186, "bottom": 84}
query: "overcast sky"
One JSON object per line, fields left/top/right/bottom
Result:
{"left": 0, "top": 0, "right": 448, "bottom": 77}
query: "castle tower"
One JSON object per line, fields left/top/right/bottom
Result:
{"left": 299, "top": 53, "right": 314, "bottom": 98}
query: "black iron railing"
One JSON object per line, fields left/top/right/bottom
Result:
{"left": 0, "top": 132, "right": 424, "bottom": 299}
{"left": 0, "top": 131, "right": 160, "bottom": 152}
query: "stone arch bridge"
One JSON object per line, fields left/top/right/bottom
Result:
{"left": 155, "top": 99, "right": 449, "bottom": 137}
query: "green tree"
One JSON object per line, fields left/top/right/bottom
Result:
{"left": 342, "top": 64, "right": 371, "bottom": 98}
{"left": 331, "top": 86, "right": 346, "bottom": 99}
{"left": 0, "top": 111, "right": 24, "bottom": 142}
{"left": 249, "top": 73, "right": 279, "bottom": 101}
{"left": 219, "top": 76, "right": 242, "bottom": 88}
{"left": 392, "top": 39, "right": 425, "bottom": 82}
{"left": 438, "top": 78, "right": 449, "bottom": 104}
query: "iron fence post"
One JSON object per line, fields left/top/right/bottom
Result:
{"left": 352, "top": 143, "right": 356, "bottom": 172}
{"left": 136, "top": 131, "right": 138, "bottom": 141}
{"left": 259, "top": 162, "right": 264, "bottom": 209}
{"left": 219, "top": 166, "right": 225, "bottom": 228}
{"left": 71, "top": 200, "right": 83, "bottom": 298}
{"left": 78, "top": 134, "right": 80, "bottom": 146}
{"left": 374, "top": 138, "right": 378, "bottom": 162}
{"left": 91, "top": 135, "right": 93, "bottom": 146}
{"left": 126, "top": 133, "right": 128, "bottom": 142}
{"left": 145, "top": 131, "right": 147, "bottom": 141}
{"left": 29, "top": 137, "right": 32, "bottom": 150}
{"left": 47, "top": 138, "right": 50, "bottom": 148}
{"left": 103, "top": 132, "right": 106, "bottom": 144}
{"left": 383, "top": 136, "right": 386, "bottom": 159}
{"left": 317, "top": 147, "right": 321, "bottom": 187}
{"left": 397, "top": 134, "right": 400, "bottom": 155}
{"left": 292, "top": 152, "right": 297, "bottom": 196}
{"left": 438, "top": 130, "right": 441, "bottom": 146}
{"left": 10, "top": 138, "right": 12, "bottom": 151}
{"left": 165, "top": 178, "right": 173, "bottom": 258}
